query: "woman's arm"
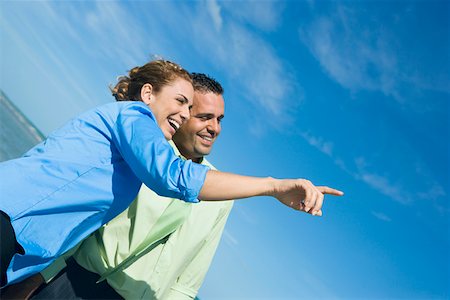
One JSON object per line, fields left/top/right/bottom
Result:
{"left": 199, "top": 170, "right": 343, "bottom": 216}
{"left": 112, "top": 104, "right": 343, "bottom": 213}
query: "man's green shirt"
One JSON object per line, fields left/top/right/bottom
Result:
{"left": 42, "top": 142, "right": 233, "bottom": 299}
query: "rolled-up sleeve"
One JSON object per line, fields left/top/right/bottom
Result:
{"left": 111, "top": 103, "right": 209, "bottom": 203}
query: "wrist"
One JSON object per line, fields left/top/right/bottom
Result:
{"left": 263, "top": 177, "right": 278, "bottom": 197}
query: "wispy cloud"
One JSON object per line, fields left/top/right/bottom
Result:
{"left": 298, "top": 269, "right": 339, "bottom": 300}
{"left": 418, "top": 183, "right": 446, "bottom": 201}
{"left": 80, "top": 2, "right": 146, "bottom": 67}
{"left": 234, "top": 205, "right": 259, "bottom": 225}
{"left": 371, "top": 211, "right": 392, "bottom": 222}
{"left": 0, "top": 3, "right": 95, "bottom": 110}
{"left": 96, "top": 1, "right": 299, "bottom": 130}
{"left": 299, "top": 6, "right": 399, "bottom": 99}
{"left": 221, "top": 229, "right": 251, "bottom": 274}
{"left": 223, "top": 229, "right": 239, "bottom": 246}
{"left": 226, "top": 24, "right": 296, "bottom": 116}
{"left": 300, "top": 132, "right": 407, "bottom": 203}
{"left": 300, "top": 131, "right": 334, "bottom": 156}
{"left": 206, "top": 0, "right": 223, "bottom": 31}
{"left": 352, "top": 156, "right": 410, "bottom": 204}
{"left": 188, "top": 2, "right": 299, "bottom": 128}
{"left": 1, "top": 1, "right": 152, "bottom": 109}
{"left": 299, "top": 132, "right": 447, "bottom": 210}
{"left": 299, "top": 4, "right": 450, "bottom": 101}
{"left": 359, "top": 172, "right": 410, "bottom": 205}
{"left": 221, "top": 0, "right": 285, "bottom": 31}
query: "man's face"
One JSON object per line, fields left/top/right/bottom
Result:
{"left": 172, "top": 91, "right": 224, "bottom": 162}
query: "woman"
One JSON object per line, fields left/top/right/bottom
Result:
{"left": 0, "top": 59, "right": 343, "bottom": 287}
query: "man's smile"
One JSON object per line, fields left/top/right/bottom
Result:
{"left": 197, "top": 134, "right": 214, "bottom": 145}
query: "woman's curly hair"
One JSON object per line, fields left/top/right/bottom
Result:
{"left": 111, "top": 60, "right": 192, "bottom": 101}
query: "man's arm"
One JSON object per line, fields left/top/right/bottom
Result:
{"left": 0, "top": 240, "right": 82, "bottom": 299}
{"left": 0, "top": 254, "right": 69, "bottom": 299}
{"left": 164, "top": 203, "right": 233, "bottom": 299}
{"left": 0, "top": 273, "right": 44, "bottom": 300}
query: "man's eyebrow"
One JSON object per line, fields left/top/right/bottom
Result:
{"left": 195, "top": 113, "right": 214, "bottom": 117}
{"left": 195, "top": 113, "right": 225, "bottom": 119}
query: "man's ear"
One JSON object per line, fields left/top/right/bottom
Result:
{"left": 141, "top": 83, "right": 153, "bottom": 105}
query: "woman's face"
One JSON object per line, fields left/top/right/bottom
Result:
{"left": 143, "top": 78, "right": 194, "bottom": 140}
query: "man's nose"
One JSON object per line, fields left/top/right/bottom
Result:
{"left": 207, "top": 119, "right": 220, "bottom": 135}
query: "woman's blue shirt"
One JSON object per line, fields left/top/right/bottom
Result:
{"left": 0, "top": 101, "right": 209, "bottom": 284}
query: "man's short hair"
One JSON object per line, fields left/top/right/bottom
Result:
{"left": 191, "top": 73, "right": 224, "bottom": 95}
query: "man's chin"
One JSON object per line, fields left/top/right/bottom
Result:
{"left": 196, "top": 146, "right": 212, "bottom": 157}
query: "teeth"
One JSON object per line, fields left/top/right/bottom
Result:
{"left": 201, "top": 136, "right": 212, "bottom": 141}
{"left": 168, "top": 119, "right": 180, "bottom": 130}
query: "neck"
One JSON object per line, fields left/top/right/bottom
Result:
{"left": 181, "top": 152, "right": 203, "bottom": 163}
{"left": 190, "top": 156, "right": 203, "bottom": 163}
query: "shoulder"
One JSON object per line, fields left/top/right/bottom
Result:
{"left": 201, "top": 158, "right": 217, "bottom": 171}
{"left": 95, "top": 101, "right": 151, "bottom": 115}
{"left": 88, "top": 101, "right": 156, "bottom": 125}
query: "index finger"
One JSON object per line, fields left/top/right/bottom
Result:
{"left": 316, "top": 186, "right": 344, "bottom": 196}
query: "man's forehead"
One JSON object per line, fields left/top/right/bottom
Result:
{"left": 191, "top": 91, "right": 224, "bottom": 114}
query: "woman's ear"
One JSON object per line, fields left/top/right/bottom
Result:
{"left": 141, "top": 83, "right": 153, "bottom": 105}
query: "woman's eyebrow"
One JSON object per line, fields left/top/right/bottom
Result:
{"left": 177, "top": 94, "right": 189, "bottom": 102}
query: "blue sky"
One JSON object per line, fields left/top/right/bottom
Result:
{"left": 1, "top": 1, "right": 448, "bottom": 299}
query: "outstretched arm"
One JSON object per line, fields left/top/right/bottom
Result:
{"left": 113, "top": 106, "right": 342, "bottom": 209}
{"left": 199, "top": 170, "right": 343, "bottom": 216}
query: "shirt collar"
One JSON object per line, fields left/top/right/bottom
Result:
{"left": 168, "top": 140, "right": 204, "bottom": 164}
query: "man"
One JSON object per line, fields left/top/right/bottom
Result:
{"left": 4, "top": 73, "right": 233, "bottom": 299}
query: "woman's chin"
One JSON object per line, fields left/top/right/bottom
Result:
{"left": 163, "top": 131, "right": 173, "bottom": 140}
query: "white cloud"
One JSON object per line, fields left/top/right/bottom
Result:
{"left": 298, "top": 3, "right": 450, "bottom": 103}
{"left": 81, "top": 2, "right": 146, "bottom": 67}
{"left": 418, "top": 183, "right": 446, "bottom": 201}
{"left": 415, "top": 161, "right": 447, "bottom": 203}
{"left": 300, "top": 133, "right": 409, "bottom": 204}
{"left": 372, "top": 211, "right": 392, "bottom": 222}
{"left": 188, "top": 5, "right": 298, "bottom": 126}
{"left": 235, "top": 205, "right": 258, "bottom": 225}
{"left": 299, "top": 8, "right": 399, "bottom": 99}
{"left": 360, "top": 172, "right": 410, "bottom": 204}
{"left": 221, "top": 0, "right": 284, "bottom": 31}
{"left": 299, "top": 131, "right": 440, "bottom": 207}
{"left": 354, "top": 156, "right": 412, "bottom": 205}
{"left": 300, "top": 131, "right": 334, "bottom": 156}
{"left": 298, "top": 269, "right": 339, "bottom": 300}
{"left": 1, "top": 1, "right": 152, "bottom": 108}
{"left": 206, "top": 0, "right": 223, "bottom": 31}
{"left": 104, "top": 1, "right": 298, "bottom": 129}
{"left": 298, "top": 130, "right": 447, "bottom": 210}
{"left": 223, "top": 229, "right": 239, "bottom": 246}
{"left": 226, "top": 24, "right": 294, "bottom": 115}
{"left": 0, "top": 8, "right": 95, "bottom": 116}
